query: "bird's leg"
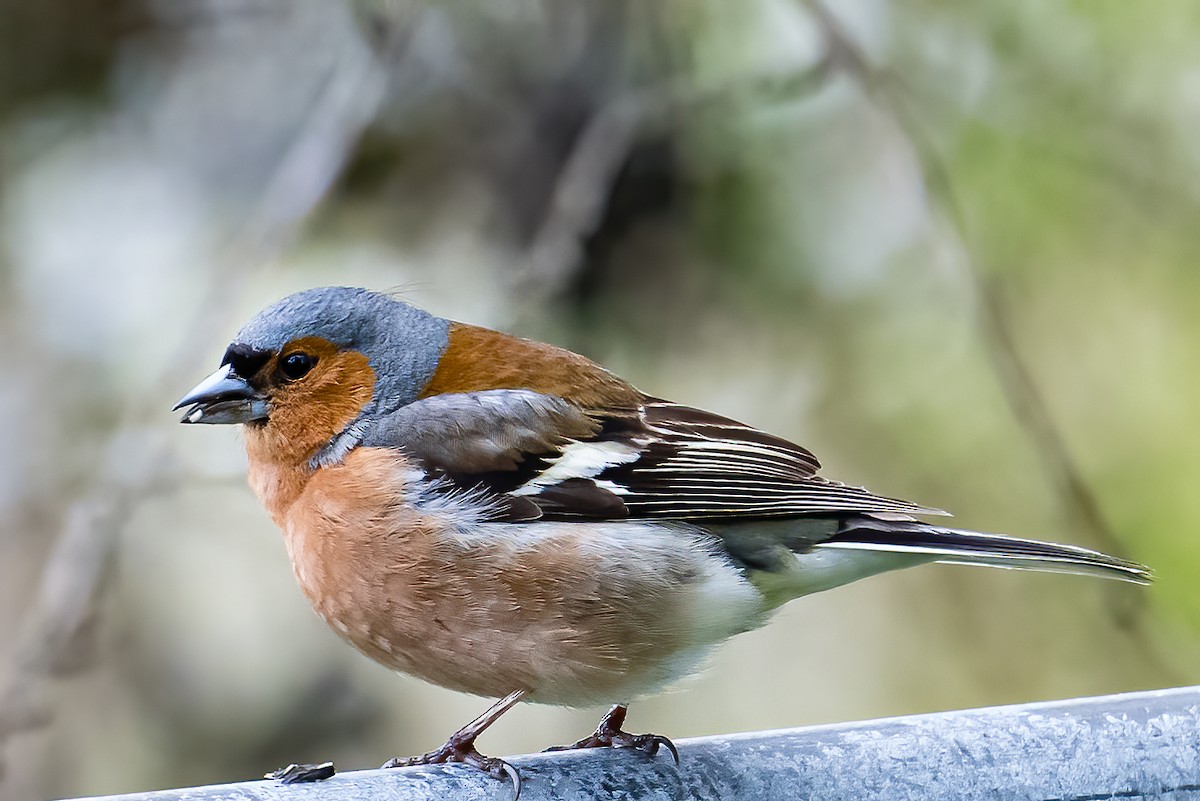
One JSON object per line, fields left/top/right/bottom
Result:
{"left": 382, "top": 690, "right": 525, "bottom": 798}
{"left": 545, "top": 705, "right": 679, "bottom": 764}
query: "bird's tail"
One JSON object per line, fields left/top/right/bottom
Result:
{"left": 817, "top": 516, "right": 1152, "bottom": 585}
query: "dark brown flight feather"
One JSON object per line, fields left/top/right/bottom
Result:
{"left": 369, "top": 389, "right": 943, "bottom": 523}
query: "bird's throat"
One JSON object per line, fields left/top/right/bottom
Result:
{"left": 243, "top": 428, "right": 317, "bottom": 526}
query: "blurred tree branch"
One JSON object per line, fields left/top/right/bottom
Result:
{"left": 0, "top": 20, "right": 383, "bottom": 781}
{"left": 514, "top": 56, "right": 837, "bottom": 311}
{"left": 796, "top": 0, "right": 1167, "bottom": 653}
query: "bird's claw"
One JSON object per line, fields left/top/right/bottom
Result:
{"left": 489, "top": 758, "right": 522, "bottom": 800}
{"left": 549, "top": 719, "right": 681, "bottom": 762}
{"left": 382, "top": 742, "right": 522, "bottom": 800}
{"left": 630, "top": 733, "right": 680, "bottom": 765}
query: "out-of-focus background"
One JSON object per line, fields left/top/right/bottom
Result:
{"left": 1, "top": 0, "right": 1197, "bottom": 797}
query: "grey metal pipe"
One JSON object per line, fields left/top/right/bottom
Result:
{"left": 69, "top": 685, "right": 1200, "bottom": 801}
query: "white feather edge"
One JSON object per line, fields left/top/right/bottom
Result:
{"left": 510, "top": 440, "right": 641, "bottom": 496}
{"left": 814, "top": 540, "right": 1150, "bottom": 583}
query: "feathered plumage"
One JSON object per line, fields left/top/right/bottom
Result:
{"left": 176, "top": 286, "right": 1151, "bottom": 793}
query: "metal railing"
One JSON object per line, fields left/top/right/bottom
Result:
{"left": 70, "top": 685, "right": 1200, "bottom": 800}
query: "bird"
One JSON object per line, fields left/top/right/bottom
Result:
{"left": 174, "top": 285, "right": 1150, "bottom": 793}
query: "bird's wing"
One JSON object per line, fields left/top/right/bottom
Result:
{"left": 366, "top": 390, "right": 944, "bottom": 523}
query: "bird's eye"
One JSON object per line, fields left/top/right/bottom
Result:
{"left": 281, "top": 352, "right": 316, "bottom": 380}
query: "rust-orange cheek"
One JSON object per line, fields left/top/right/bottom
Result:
{"left": 243, "top": 347, "right": 376, "bottom": 521}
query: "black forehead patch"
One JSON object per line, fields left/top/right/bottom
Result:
{"left": 222, "top": 344, "right": 273, "bottom": 378}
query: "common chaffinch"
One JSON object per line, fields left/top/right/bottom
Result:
{"left": 175, "top": 286, "right": 1150, "bottom": 792}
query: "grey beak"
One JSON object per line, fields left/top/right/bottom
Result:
{"left": 174, "top": 363, "right": 269, "bottom": 424}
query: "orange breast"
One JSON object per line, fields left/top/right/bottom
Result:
{"left": 278, "top": 446, "right": 753, "bottom": 705}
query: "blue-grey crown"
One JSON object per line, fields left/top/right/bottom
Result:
{"left": 233, "top": 286, "right": 450, "bottom": 417}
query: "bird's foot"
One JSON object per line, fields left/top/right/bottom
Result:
{"left": 545, "top": 705, "right": 679, "bottom": 765}
{"left": 382, "top": 690, "right": 526, "bottom": 799}
{"left": 382, "top": 736, "right": 521, "bottom": 799}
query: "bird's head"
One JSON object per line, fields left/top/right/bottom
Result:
{"left": 174, "top": 286, "right": 449, "bottom": 461}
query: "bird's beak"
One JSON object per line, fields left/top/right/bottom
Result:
{"left": 174, "top": 363, "right": 269, "bottom": 425}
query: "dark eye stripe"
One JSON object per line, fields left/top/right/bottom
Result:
{"left": 222, "top": 345, "right": 272, "bottom": 378}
